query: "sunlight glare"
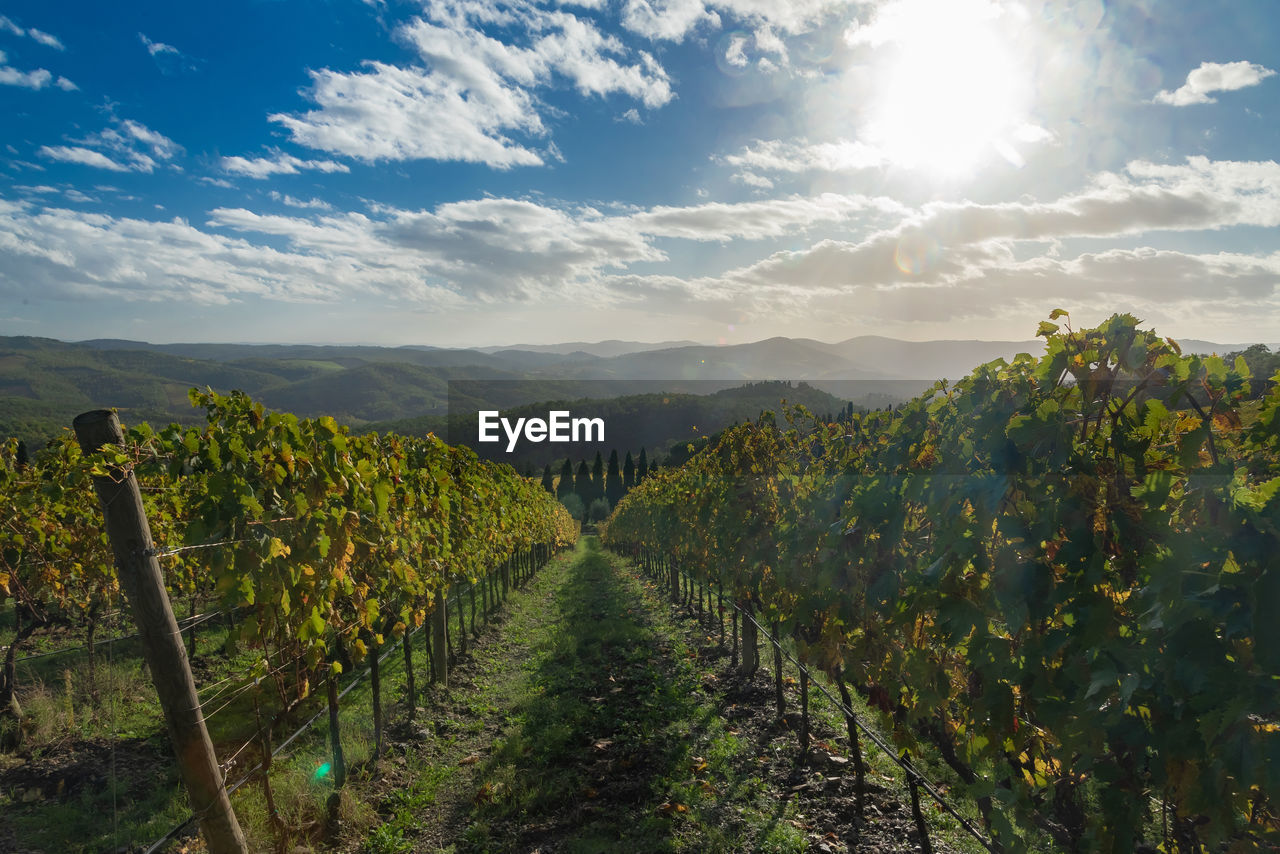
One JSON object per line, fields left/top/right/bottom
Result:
{"left": 864, "top": 0, "right": 1028, "bottom": 177}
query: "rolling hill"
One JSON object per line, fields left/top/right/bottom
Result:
{"left": 3, "top": 332, "right": 1265, "bottom": 448}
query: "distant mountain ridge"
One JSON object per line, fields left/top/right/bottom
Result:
{"left": 2, "top": 332, "right": 1271, "bottom": 446}
{"left": 474, "top": 339, "right": 701, "bottom": 358}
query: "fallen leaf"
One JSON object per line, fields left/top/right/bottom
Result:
{"left": 474, "top": 781, "right": 503, "bottom": 805}
{"left": 459, "top": 754, "right": 480, "bottom": 766}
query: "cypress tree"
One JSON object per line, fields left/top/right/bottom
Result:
{"left": 557, "top": 458, "right": 574, "bottom": 499}
{"left": 592, "top": 451, "right": 605, "bottom": 504}
{"left": 623, "top": 450, "right": 635, "bottom": 490}
{"left": 606, "top": 449, "right": 624, "bottom": 507}
{"left": 540, "top": 463, "right": 554, "bottom": 495}
{"left": 575, "top": 460, "right": 592, "bottom": 506}
{"left": 637, "top": 447, "right": 648, "bottom": 483}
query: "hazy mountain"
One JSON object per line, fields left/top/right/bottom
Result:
{"left": 475, "top": 339, "right": 701, "bottom": 358}
{"left": 577, "top": 338, "right": 889, "bottom": 381}
{"left": 810, "top": 336, "right": 1046, "bottom": 383}
{"left": 5, "top": 332, "right": 1272, "bottom": 447}
{"left": 1178, "top": 339, "right": 1280, "bottom": 355}
{"left": 76, "top": 339, "right": 516, "bottom": 370}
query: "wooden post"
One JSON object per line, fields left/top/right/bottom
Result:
{"left": 431, "top": 587, "right": 447, "bottom": 686}
{"left": 403, "top": 627, "right": 416, "bottom": 721}
{"left": 370, "top": 643, "right": 382, "bottom": 762}
{"left": 73, "top": 409, "right": 248, "bottom": 854}
{"left": 325, "top": 671, "right": 346, "bottom": 821}
{"left": 836, "top": 668, "right": 867, "bottom": 820}
{"left": 772, "top": 621, "right": 785, "bottom": 719}
{"left": 799, "top": 666, "right": 811, "bottom": 756}
{"left": 907, "top": 765, "right": 934, "bottom": 854}
{"left": 740, "top": 603, "right": 758, "bottom": 675}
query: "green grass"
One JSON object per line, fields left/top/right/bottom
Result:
{"left": 367, "top": 538, "right": 821, "bottom": 853}
{"left": 3, "top": 539, "right": 1055, "bottom": 853}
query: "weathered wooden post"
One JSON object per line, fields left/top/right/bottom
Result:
{"left": 431, "top": 586, "right": 447, "bottom": 686}
{"left": 73, "top": 409, "right": 248, "bottom": 854}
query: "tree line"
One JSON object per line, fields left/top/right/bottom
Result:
{"left": 539, "top": 447, "right": 651, "bottom": 523}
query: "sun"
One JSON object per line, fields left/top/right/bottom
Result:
{"left": 861, "top": 0, "right": 1030, "bottom": 177}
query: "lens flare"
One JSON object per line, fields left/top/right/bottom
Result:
{"left": 894, "top": 232, "right": 940, "bottom": 275}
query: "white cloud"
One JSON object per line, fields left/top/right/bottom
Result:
{"left": 613, "top": 157, "right": 1280, "bottom": 329}
{"left": 4, "top": 155, "right": 1277, "bottom": 336}
{"left": 625, "top": 193, "right": 883, "bottom": 240}
{"left": 601, "top": 240, "right": 1280, "bottom": 339}
{"left": 116, "top": 120, "right": 181, "bottom": 161}
{"left": 27, "top": 28, "right": 63, "bottom": 50}
{"left": 620, "top": 0, "right": 856, "bottom": 42}
{"left": 621, "top": 0, "right": 720, "bottom": 41}
{"left": 732, "top": 171, "right": 774, "bottom": 189}
{"left": 221, "top": 151, "right": 350, "bottom": 179}
{"left": 201, "top": 193, "right": 898, "bottom": 298}
{"left": 1154, "top": 60, "right": 1276, "bottom": 106}
{"left": 722, "top": 138, "right": 890, "bottom": 176}
{"left": 0, "top": 49, "right": 74, "bottom": 91}
{"left": 901, "top": 157, "right": 1280, "bottom": 244}
{"left": 270, "top": 4, "right": 673, "bottom": 169}
{"left": 137, "top": 32, "right": 198, "bottom": 74}
{"left": 0, "top": 63, "right": 52, "bottom": 89}
{"left": 752, "top": 24, "right": 787, "bottom": 66}
{"left": 272, "top": 60, "right": 547, "bottom": 168}
{"left": 581, "top": 156, "right": 1280, "bottom": 332}
{"left": 270, "top": 191, "right": 334, "bottom": 210}
{"left": 38, "top": 146, "right": 132, "bottom": 172}
{"left": 38, "top": 119, "right": 181, "bottom": 173}
{"left": 724, "top": 33, "right": 749, "bottom": 67}
{"left": 138, "top": 32, "right": 180, "bottom": 57}
{"left": 710, "top": 156, "right": 1280, "bottom": 293}
{"left": 834, "top": 247, "right": 1280, "bottom": 332}
{"left": 0, "top": 199, "right": 379, "bottom": 305}
{"left": 0, "top": 16, "right": 65, "bottom": 49}
{"left": 0, "top": 188, "right": 897, "bottom": 309}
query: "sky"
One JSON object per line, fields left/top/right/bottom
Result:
{"left": 1, "top": 0, "right": 1277, "bottom": 347}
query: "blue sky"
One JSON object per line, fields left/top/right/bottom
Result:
{"left": 1, "top": 0, "right": 1277, "bottom": 347}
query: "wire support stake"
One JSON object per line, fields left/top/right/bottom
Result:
{"left": 688, "top": 560, "right": 996, "bottom": 853}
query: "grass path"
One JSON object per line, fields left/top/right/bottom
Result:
{"left": 3, "top": 537, "right": 979, "bottom": 853}
{"left": 355, "top": 537, "right": 810, "bottom": 853}
{"left": 436, "top": 537, "right": 809, "bottom": 854}
{"left": 359, "top": 536, "right": 963, "bottom": 854}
